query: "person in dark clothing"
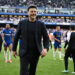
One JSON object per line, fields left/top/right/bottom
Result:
{"left": 62, "top": 26, "right": 75, "bottom": 74}
{"left": 0, "top": 33, "right": 2, "bottom": 52}
{"left": 0, "top": 29, "right": 3, "bottom": 53}
{"left": 12, "top": 5, "right": 49, "bottom": 75}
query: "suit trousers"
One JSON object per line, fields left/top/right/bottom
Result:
{"left": 20, "top": 52, "right": 40, "bottom": 75}
{"left": 64, "top": 47, "right": 75, "bottom": 72}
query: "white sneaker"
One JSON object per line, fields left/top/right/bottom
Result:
{"left": 69, "top": 58, "right": 73, "bottom": 61}
{"left": 72, "top": 72, "right": 75, "bottom": 74}
{"left": 62, "top": 70, "right": 68, "bottom": 73}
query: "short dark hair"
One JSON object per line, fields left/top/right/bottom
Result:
{"left": 56, "top": 26, "right": 60, "bottom": 28}
{"left": 27, "top": 5, "right": 37, "bottom": 11}
{"left": 6, "top": 24, "right": 10, "bottom": 26}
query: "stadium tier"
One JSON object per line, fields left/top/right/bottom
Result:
{"left": 0, "top": 0, "right": 75, "bottom": 8}
{"left": 0, "top": 0, "right": 75, "bottom": 28}
{"left": 0, "top": 13, "right": 75, "bottom": 26}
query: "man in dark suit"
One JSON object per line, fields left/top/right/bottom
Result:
{"left": 12, "top": 5, "right": 49, "bottom": 75}
{"left": 62, "top": 26, "right": 75, "bottom": 74}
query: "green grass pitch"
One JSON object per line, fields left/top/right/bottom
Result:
{"left": 0, "top": 44, "right": 74, "bottom": 75}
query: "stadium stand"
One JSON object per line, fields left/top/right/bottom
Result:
{"left": 0, "top": 0, "right": 75, "bottom": 29}
{"left": 0, "top": 0, "right": 75, "bottom": 8}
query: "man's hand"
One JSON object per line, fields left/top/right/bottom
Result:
{"left": 13, "top": 51, "right": 17, "bottom": 58}
{"left": 57, "top": 40, "right": 61, "bottom": 43}
{"left": 54, "top": 37, "right": 61, "bottom": 43}
{"left": 41, "top": 48, "right": 47, "bottom": 58}
{"left": 3, "top": 41, "right": 7, "bottom": 45}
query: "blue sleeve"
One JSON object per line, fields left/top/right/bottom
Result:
{"left": 3, "top": 29, "right": 5, "bottom": 34}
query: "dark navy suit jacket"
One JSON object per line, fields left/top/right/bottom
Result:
{"left": 12, "top": 19, "right": 49, "bottom": 57}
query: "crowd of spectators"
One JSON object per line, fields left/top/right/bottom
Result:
{"left": 0, "top": 16, "right": 74, "bottom": 25}
{"left": 0, "top": 0, "right": 74, "bottom": 14}
{"left": 0, "top": 0, "right": 75, "bottom": 8}
{"left": 38, "top": 17, "right": 75, "bottom": 23}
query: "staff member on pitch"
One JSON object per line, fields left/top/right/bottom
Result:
{"left": 12, "top": 5, "right": 49, "bottom": 75}
{"left": 62, "top": 26, "right": 75, "bottom": 74}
